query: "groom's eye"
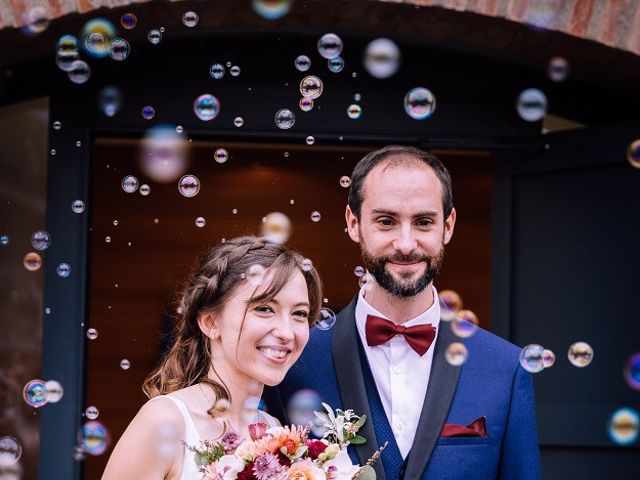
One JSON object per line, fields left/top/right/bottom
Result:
{"left": 378, "top": 218, "right": 394, "bottom": 227}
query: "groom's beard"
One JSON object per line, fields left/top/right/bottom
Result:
{"left": 361, "top": 244, "right": 445, "bottom": 298}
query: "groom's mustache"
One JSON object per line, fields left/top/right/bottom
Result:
{"left": 381, "top": 254, "right": 429, "bottom": 265}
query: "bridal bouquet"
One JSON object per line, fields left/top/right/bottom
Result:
{"left": 186, "top": 403, "right": 380, "bottom": 480}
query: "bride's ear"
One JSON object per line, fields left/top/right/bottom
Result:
{"left": 198, "top": 312, "right": 219, "bottom": 341}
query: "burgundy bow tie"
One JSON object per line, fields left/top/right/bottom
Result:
{"left": 365, "top": 314, "right": 436, "bottom": 356}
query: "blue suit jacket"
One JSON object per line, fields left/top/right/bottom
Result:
{"left": 265, "top": 297, "right": 541, "bottom": 480}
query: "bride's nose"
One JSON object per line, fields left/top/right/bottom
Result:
{"left": 272, "top": 315, "right": 295, "bottom": 342}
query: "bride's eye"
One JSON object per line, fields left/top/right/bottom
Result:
{"left": 254, "top": 305, "right": 274, "bottom": 315}
{"left": 292, "top": 310, "right": 309, "bottom": 321}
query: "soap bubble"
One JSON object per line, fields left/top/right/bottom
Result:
{"left": 56, "top": 50, "right": 80, "bottom": 72}
{"left": 275, "top": 108, "right": 295, "bottom": 129}
{"left": 310, "top": 211, "right": 321, "bottom": 222}
{"left": 234, "top": 117, "right": 244, "bottom": 127}
{"left": 121, "top": 13, "right": 137, "bottom": 30}
{"left": 140, "top": 124, "right": 189, "bottom": 183}
{"left": 245, "top": 264, "right": 267, "bottom": 287}
{"left": 548, "top": 56, "right": 569, "bottom": 82}
{"left": 0, "top": 235, "right": 8, "bottom": 246}
{"left": 306, "top": 136, "right": 315, "bottom": 145}
{"left": 142, "top": 105, "right": 155, "bottom": 120}
{"left": 445, "top": 342, "right": 468, "bottom": 366}
{"left": 72, "top": 200, "right": 85, "bottom": 213}
{"left": 0, "top": 436, "right": 22, "bottom": 466}
{"left": 195, "top": 217, "right": 206, "bottom": 228}
{"left": 358, "top": 273, "right": 376, "bottom": 292}
{"left": 328, "top": 57, "right": 345, "bottom": 73}
{"left": 287, "top": 389, "right": 323, "bottom": 426}
{"left": 68, "top": 60, "right": 91, "bottom": 84}
{"left": 214, "top": 148, "right": 229, "bottom": 163}
{"left": 354, "top": 266, "right": 365, "bottom": 277}
{"left": 178, "top": 175, "right": 200, "bottom": 198}
{"left": 627, "top": 140, "right": 640, "bottom": 169}
{"left": 299, "top": 98, "right": 314, "bottom": 112}
{"left": 80, "top": 421, "right": 110, "bottom": 456}
{"left": 339, "top": 176, "right": 351, "bottom": 188}
{"left": 439, "top": 290, "right": 463, "bottom": 321}
{"left": 122, "top": 175, "right": 139, "bottom": 193}
{"left": 404, "top": 87, "right": 436, "bottom": 120}
{"left": 451, "top": 310, "right": 479, "bottom": 338}
{"left": 87, "top": 328, "right": 98, "bottom": 340}
{"left": 22, "top": 6, "right": 49, "bottom": 35}
{"left": 300, "top": 258, "right": 313, "bottom": 272}
{"left": 608, "top": 408, "right": 639, "bottom": 446}
{"left": 364, "top": 38, "right": 401, "bottom": 79}
{"left": 300, "top": 76, "right": 324, "bottom": 99}
{"left": 210, "top": 63, "right": 225, "bottom": 79}
{"left": 230, "top": 65, "right": 241, "bottom": 77}
{"left": 317, "top": 33, "right": 343, "bottom": 59}
{"left": 120, "top": 359, "right": 131, "bottom": 370}
{"left": 542, "top": 349, "right": 556, "bottom": 368}
{"left": 57, "top": 263, "right": 71, "bottom": 278}
{"left": 148, "top": 29, "right": 162, "bottom": 45}
{"left": 295, "top": 55, "right": 311, "bottom": 72}
{"left": 23, "top": 379, "right": 49, "bottom": 408}
{"left": 84, "top": 32, "right": 109, "bottom": 58}
{"left": 23, "top": 252, "right": 42, "bottom": 271}
{"left": 517, "top": 88, "right": 547, "bottom": 122}
{"left": 72, "top": 444, "right": 85, "bottom": 461}
{"left": 519, "top": 344, "right": 545, "bottom": 373}
{"left": 32, "top": 230, "right": 51, "bottom": 250}
{"left": 193, "top": 94, "right": 221, "bottom": 121}
{"left": 109, "top": 38, "right": 130, "bottom": 61}
{"left": 44, "top": 380, "right": 64, "bottom": 403}
{"left": 261, "top": 212, "right": 292, "bottom": 244}
{"left": 316, "top": 308, "right": 336, "bottom": 330}
{"left": 85, "top": 406, "right": 100, "bottom": 420}
{"left": 241, "top": 397, "right": 262, "bottom": 423}
{"left": 182, "top": 11, "right": 199, "bottom": 28}
{"left": 98, "top": 86, "right": 123, "bottom": 117}
{"left": 624, "top": 352, "right": 640, "bottom": 391}
{"left": 252, "top": 0, "right": 293, "bottom": 20}
{"left": 347, "top": 104, "right": 362, "bottom": 119}
{"left": 568, "top": 341, "right": 593, "bottom": 368}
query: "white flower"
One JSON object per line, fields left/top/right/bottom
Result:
{"left": 322, "top": 448, "right": 360, "bottom": 480}
{"left": 213, "top": 454, "right": 246, "bottom": 480}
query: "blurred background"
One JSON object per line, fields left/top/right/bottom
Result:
{"left": 0, "top": 0, "right": 638, "bottom": 478}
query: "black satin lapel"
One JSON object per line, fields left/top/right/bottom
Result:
{"left": 332, "top": 296, "right": 386, "bottom": 480}
{"left": 402, "top": 320, "right": 462, "bottom": 480}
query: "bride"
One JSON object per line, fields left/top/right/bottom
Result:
{"left": 102, "top": 236, "right": 323, "bottom": 479}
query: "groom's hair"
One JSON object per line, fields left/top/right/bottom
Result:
{"left": 347, "top": 145, "right": 454, "bottom": 220}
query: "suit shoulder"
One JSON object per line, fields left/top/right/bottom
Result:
{"left": 464, "top": 326, "right": 523, "bottom": 366}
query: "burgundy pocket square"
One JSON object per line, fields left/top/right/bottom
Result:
{"left": 440, "top": 416, "right": 487, "bottom": 438}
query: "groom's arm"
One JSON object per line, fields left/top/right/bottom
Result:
{"left": 498, "top": 365, "right": 542, "bottom": 479}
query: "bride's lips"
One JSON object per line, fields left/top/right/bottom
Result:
{"left": 256, "top": 345, "right": 292, "bottom": 364}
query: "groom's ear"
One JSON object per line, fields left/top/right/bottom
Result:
{"left": 345, "top": 205, "right": 360, "bottom": 243}
{"left": 198, "top": 312, "right": 219, "bottom": 340}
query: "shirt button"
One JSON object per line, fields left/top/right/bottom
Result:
{"left": 392, "top": 365, "right": 403, "bottom": 374}
{"left": 394, "top": 421, "right": 404, "bottom": 431}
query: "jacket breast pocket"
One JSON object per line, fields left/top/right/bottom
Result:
{"left": 436, "top": 436, "right": 493, "bottom": 446}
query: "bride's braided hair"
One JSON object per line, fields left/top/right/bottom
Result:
{"left": 142, "top": 236, "right": 323, "bottom": 417}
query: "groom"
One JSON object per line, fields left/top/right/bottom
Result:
{"left": 266, "top": 145, "right": 541, "bottom": 479}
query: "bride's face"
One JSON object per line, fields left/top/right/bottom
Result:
{"left": 210, "top": 268, "right": 311, "bottom": 387}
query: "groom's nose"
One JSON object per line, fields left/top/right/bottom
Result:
{"left": 392, "top": 223, "right": 418, "bottom": 255}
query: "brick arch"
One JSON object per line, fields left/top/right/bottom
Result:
{"left": 1, "top": 0, "right": 639, "bottom": 56}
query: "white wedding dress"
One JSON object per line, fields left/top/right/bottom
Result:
{"left": 151, "top": 395, "right": 280, "bottom": 480}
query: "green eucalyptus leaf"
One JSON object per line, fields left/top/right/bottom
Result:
{"left": 349, "top": 435, "right": 366, "bottom": 445}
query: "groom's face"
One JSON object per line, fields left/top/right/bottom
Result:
{"left": 345, "top": 158, "right": 456, "bottom": 297}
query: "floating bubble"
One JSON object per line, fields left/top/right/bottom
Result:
{"left": 72, "top": 200, "right": 85, "bottom": 213}
{"left": 517, "top": 88, "right": 547, "bottom": 122}
{"left": 80, "top": 421, "right": 110, "bottom": 456}
{"left": 306, "top": 136, "right": 315, "bottom": 145}
{"left": 0, "top": 234, "right": 8, "bottom": 246}
{"left": 404, "top": 87, "right": 436, "bottom": 120}
{"left": 72, "top": 444, "right": 85, "bottom": 461}
{"left": 32, "top": 230, "right": 51, "bottom": 250}
{"left": 45, "top": 307, "right": 51, "bottom": 314}
{"left": 519, "top": 344, "right": 545, "bottom": 373}
{"left": 548, "top": 56, "right": 569, "bottom": 82}
{"left": 287, "top": 389, "right": 323, "bottom": 426}
{"left": 241, "top": 397, "right": 261, "bottom": 423}
{"left": 22, "top": 6, "right": 49, "bottom": 35}
{"left": 214, "top": 148, "right": 229, "bottom": 164}
{"left": 232, "top": 208, "right": 238, "bottom": 215}
{"left": 109, "top": 38, "right": 130, "bottom": 61}
{"left": 182, "top": 11, "right": 199, "bottom": 28}
{"left": 451, "top": 310, "right": 479, "bottom": 338}
{"left": 85, "top": 406, "right": 99, "bottom": 420}
{"left": 113, "top": 220, "right": 119, "bottom": 226}
{"left": 195, "top": 216, "right": 206, "bottom": 228}
{"left": 310, "top": 211, "right": 321, "bottom": 222}
{"left": 347, "top": 104, "right": 362, "bottom": 119}
{"left": 245, "top": 264, "right": 266, "bottom": 287}
{"left": 178, "top": 175, "right": 200, "bottom": 198}
{"left": 364, "top": 38, "right": 401, "bottom": 79}
{"left": 155, "top": 424, "right": 179, "bottom": 459}
{"left": 213, "top": 398, "right": 231, "bottom": 416}
{"left": 300, "top": 76, "right": 324, "bottom": 99}
{"left": 230, "top": 65, "right": 241, "bottom": 77}
{"left": 439, "top": 289, "right": 463, "bottom": 321}
{"left": 317, "top": 307, "right": 336, "bottom": 330}
{"left": 56, "top": 50, "right": 80, "bottom": 72}
{"left": 122, "top": 175, "right": 139, "bottom": 193}
{"left": 624, "top": 352, "right": 640, "bottom": 391}
{"left": 141, "top": 125, "right": 189, "bottom": 183}
{"left": 210, "top": 63, "right": 225, "bottom": 79}
{"left": 568, "top": 341, "right": 593, "bottom": 368}
{"left": 354, "top": 93, "right": 362, "bottom": 102}
{"left": 627, "top": 140, "right": 640, "bottom": 169}
{"left": 57, "top": 263, "right": 71, "bottom": 278}
{"left": 328, "top": 57, "right": 345, "bottom": 73}
{"left": 299, "top": 97, "right": 314, "bottom": 112}
{"left": 193, "top": 94, "right": 221, "bottom": 121}
{"left": 50, "top": 149, "right": 56, "bottom": 156}
{"left": 86, "top": 328, "right": 98, "bottom": 340}
{"left": 121, "top": 13, "right": 137, "bottom": 30}
{"left": 445, "top": 342, "right": 468, "bottom": 366}
{"left": 608, "top": 408, "right": 639, "bottom": 446}
{"left": 82, "top": 18, "right": 116, "bottom": 53}
{"left": 358, "top": 273, "right": 376, "bottom": 292}
{"left": 176, "top": 125, "right": 184, "bottom": 134}
{"left": 542, "top": 349, "right": 556, "bottom": 368}
{"left": 120, "top": 359, "right": 131, "bottom": 370}
{"left": 68, "top": 60, "right": 91, "bottom": 84}
{"left": 148, "top": 29, "right": 162, "bottom": 45}
{"left": 295, "top": 55, "right": 311, "bottom": 72}
{"left": 44, "top": 380, "right": 64, "bottom": 403}
{"left": 0, "top": 436, "right": 22, "bottom": 466}
{"left": 261, "top": 212, "right": 292, "bottom": 244}
{"left": 339, "top": 175, "right": 351, "bottom": 188}
{"left": 317, "top": 33, "right": 343, "bottom": 59}
{"left": 275, "top": 108, "right": 295, "bottom": 129}
{"left": 300, "top": 258, "right": 313, "bottom": 272}
{"left": 252, "top": 0, "right": 293, "bottom": 20}
{"left": 23, "top": 379, "right": 49, "bottom": 408}
{"left": 234, "top": 117, "right": 244, "bottom": 127}
{"left": 57, "top": 35, "right": 78, "bottom": 54}
{"left": 75, "top": 140, "right": 82, "bottom": 148}
{"left": 354, "top": 266, "right": 365, "bottom": 277}
{"left": 140, "top": 105, "right": 155, "bottom": 120}
{"left": 84, "top": 32, "right": 109, "bottom": 57}
{"left": 98, "top": 86, "right": 123, "bottom": 117}
{"left": 23, "top": 252, "right": 42, "bottom": 271}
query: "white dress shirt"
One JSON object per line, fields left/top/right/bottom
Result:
{"left": 355, "top": 286, "right": 441, "bottom": 459}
